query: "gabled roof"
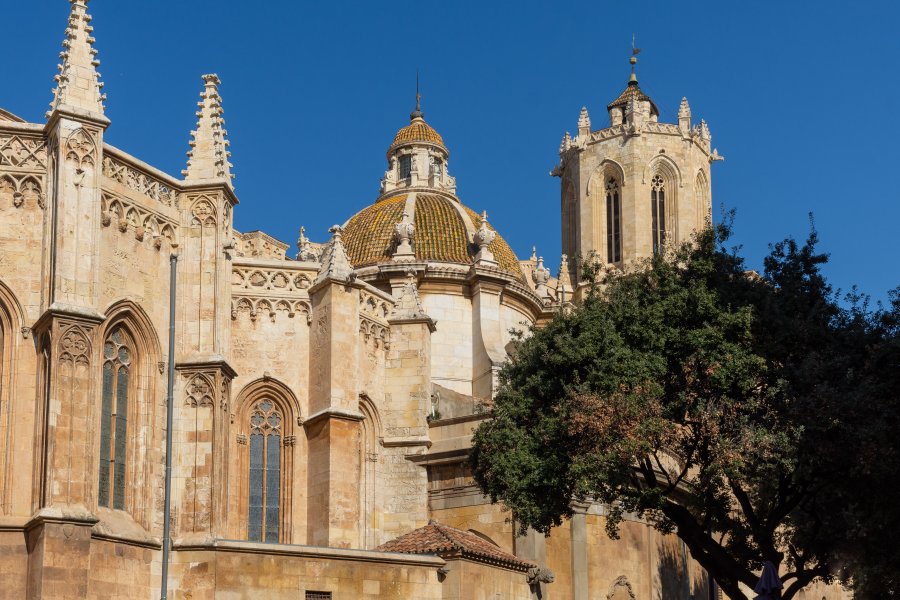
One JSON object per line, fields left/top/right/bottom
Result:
{"left": 377, "top": 520, "right": 535, "bottom": 571}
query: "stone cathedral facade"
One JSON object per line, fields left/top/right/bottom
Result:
{"left": 0, "top": 3, "right": 846, "bottom": 600}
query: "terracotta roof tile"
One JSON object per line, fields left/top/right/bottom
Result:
{"left": 607, "top": 82, "right": 659, "bottom": 117}
{"left": 377, "top": 520, "right": 535, "bottom": 571}
{"left": 390, "top": 118, "right": 446, "bottom": 151}
{"left": 341, "top": 193, "right": 525, "bottom": 280}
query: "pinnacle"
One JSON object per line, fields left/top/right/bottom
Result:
{"left": 183, "top": 73, "right": 234, "bottom": 187}
{"left": 48, "top": 0, "right": 107, "bottom": 118}
{"left": 578, "top": 106, "right": 591, "bottom": 129}
{"left": 314, "top": 225, "right": 355, "bottom": 285}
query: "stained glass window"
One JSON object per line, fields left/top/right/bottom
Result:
{"left": 247, "top": 399, "right": 282, "bottom": 542}
{"left": 651, "top": 175, "right": 666, "bottom": 255}
{"left": 606, "top": 178, "right": 622, "bottom": 263}
{"left": 99, "top": 328, "right": 130, "bottom": 509}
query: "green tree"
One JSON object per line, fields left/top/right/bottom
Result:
{"left": 470, "top": 221, "right": 898, "bottom": 599}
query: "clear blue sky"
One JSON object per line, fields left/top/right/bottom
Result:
{"left": 3, "top": 1, "right": 898, "bottom": 302}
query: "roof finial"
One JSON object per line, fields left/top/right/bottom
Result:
{"left": 411, "top": 70, "right": 424, "bottom": 120}
{"left": 629, "top": 35, "right": 641, "bottom": 85}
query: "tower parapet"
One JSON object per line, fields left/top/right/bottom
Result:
{"left": 554, "top": 51, "right": 722, "bottom": 285}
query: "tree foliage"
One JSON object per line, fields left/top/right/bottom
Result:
{"left": 470, "top": 220, "right": 899, "bottom": 599}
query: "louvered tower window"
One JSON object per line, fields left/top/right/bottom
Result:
{"left": 99, "top": 328, "right": 131, "bottom": 509}
{"left": 651, "top": 174, "right": 666, "bottom": 255}
{"left": 606, "top": 177, "right": 622, "bottom": 263}
{"left": 248, "top": 399, "right": 282, "bottom": 542}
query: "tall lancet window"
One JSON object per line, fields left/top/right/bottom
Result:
{"left": 606, "top": 177, "right": 622, "bottom": 263}
{"left": 651, "top": 174, "right": 667, "bottom": 255}
{"left": 248, "top": 399, "right": 282, "bottom": 542}
{"left": 99, "top": 328, "right": 131, "bottom": 509}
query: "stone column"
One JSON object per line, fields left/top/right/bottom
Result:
{"left": 571, "top": 504, "right": 590, "bottom": 600}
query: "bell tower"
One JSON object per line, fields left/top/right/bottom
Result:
{"left": 553, "top": 50, "right": 723, "bottom": 283}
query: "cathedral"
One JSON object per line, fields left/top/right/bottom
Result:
{"left": 0, "top": 2, "right": 846, "bottom": 599}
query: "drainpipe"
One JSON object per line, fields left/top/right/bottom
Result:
{"left": 160, "top": 252, "right": 178, "bottom": 600}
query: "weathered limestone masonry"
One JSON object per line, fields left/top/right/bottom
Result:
{"left": 0, "top": 2, "right": 853, "bottom": 599}
{"left": 554, "top": 55, "right": 723, "bottom": 294}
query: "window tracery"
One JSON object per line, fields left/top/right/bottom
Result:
{"left": 651, "top": 174, "right": 666, "bottom": 255}
{"left": 99, "top": 327, "right": 131, "bottom": 509}
{"left": 247, "top": 398, "right": 282, "bottom": 542}
{"left": 606, "top": 177, "right": 622, "bottom": 263}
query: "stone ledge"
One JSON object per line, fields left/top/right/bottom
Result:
{"left": 175, "top": 538, "right": 446, "bottom": 568}
{"left": 427, "top": 412, "right": 491, "bottom": 428}
{"left": 303, "top": 407, "right": 365, "bottom": 428}
{"left": 382, "top": 436, "right": 432, "bottom": 448}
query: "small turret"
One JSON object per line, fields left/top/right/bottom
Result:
{"left": 48, "top": 0, "right": 107, "bottom": 120}
{"left": 183, "top": 74, "right": 234, "bottom": 187}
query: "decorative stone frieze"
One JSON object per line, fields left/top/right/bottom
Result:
{"left": 100, "top": 191, "right": 177, "bottom": 247}
{"left": 0, "top": 134, "right": 47, "bottom": 170}
{"left": 102, "top": 155, "right": 176, "bottom": 206}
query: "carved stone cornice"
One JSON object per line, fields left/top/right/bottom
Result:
{"left": 31, "top": 302, "right": 105, "bottom": 336}
{"left": 302, "top": 407, "right": 365, "bottom": 429}
{"left": 175, "top": 355, "right": 238, "bottom": 379}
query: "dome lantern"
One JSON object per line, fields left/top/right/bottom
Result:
{"left": 380, "top": 88, "right": 456, "bottom": 197}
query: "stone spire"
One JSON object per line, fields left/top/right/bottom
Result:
{"left": 678, "top": 97, "right": 692, "bottom": 133}
{"left": 391, "top": 270, "right": 431, "bottom": 322}
{"left": 556, "top": 254, "right": 573, "bottom": 303}
{"left": 183, "top": 74, "right": 234, "bottom": 186}
{"left": 577, "top": 106, "right": 591, "bottom": 137}
{"left": 314, "top": 225, "right": 354, "bottom": 285}
{"left": 296, "top": 226, "right": 319, "bottom": 262}
{"left": 559, "top": 132, "right": 571, "bottom": 154}
{"left": 48, "top": 0, "right": 106, "bottom": 118}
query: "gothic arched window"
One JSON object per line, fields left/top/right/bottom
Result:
{"left": 651, "top": 174, "right": 667, "bottom": 255}
{"left": 606, "top": 177, "right": 622, "bottom": 263}
{"left": 248, "top": 398, "right": 282, "bottom": 543}
{"left": 99, "top": 328, "right": 132, "bottom": 509}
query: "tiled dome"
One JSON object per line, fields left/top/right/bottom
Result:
{"left": 341, "top": 193, "right": 523, "bottom": 279}
{"left": 389, "top": 117, "right": 447, "bottom": 152}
